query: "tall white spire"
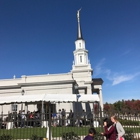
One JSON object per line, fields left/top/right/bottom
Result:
{"left": 72, "top": 9, "right": 92, "bottom": 71}
{"left": 77, "top": 8, "right": 83, "bottom": 39}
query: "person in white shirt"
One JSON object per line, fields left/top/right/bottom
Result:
{"left": 21, "top": 110, "right": 26, "bottom": 128}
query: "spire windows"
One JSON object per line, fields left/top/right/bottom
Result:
{"left": 80, "top": 56, "right": 82, "bottom": 63}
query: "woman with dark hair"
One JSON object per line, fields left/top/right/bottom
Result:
{"left": 111, "top": 115, "right": 125, "bottom": 140}
{"left": 84, "top": 127, "right": 96, "bottom": 140}
{"left": 101, "top": 118, "right": 116, "bottom": 140}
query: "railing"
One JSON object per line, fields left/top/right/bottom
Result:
{"left": 0, "top": 111, "right": 140, "bottom": 140}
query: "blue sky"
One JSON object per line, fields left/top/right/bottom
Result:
{"left": 0, "top": 0, "right": 140, "bottom": 103}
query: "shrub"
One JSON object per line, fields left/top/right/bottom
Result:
{"left": 61, "top": 131, "right": 80, "bottom": 140}
{"left": 124, "top": 130, "right": 134, "bottom": 140}
{"left": 94, "top": 132, "right": 103, "bottom": 140}
{"left": 119, "top": 119, "right": 139, "bottom": 126}
{"left": 30, "top": 134, "right": 43, "bottom": 140}
{"left": 0, "top": 134, "right": 13, "bottom": 140}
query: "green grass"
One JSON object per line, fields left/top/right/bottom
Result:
{"left": 0, "top": 127, "right": 99, "bottom": 139}
{"left": 0, "top": 127, "right": 46, "bottom": 139}
{"left": 0, "top": 126, "right": 140, "bottom": 139}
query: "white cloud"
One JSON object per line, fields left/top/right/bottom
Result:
{"left": 93, "top": 58, "right": 105, "bottom": 77}
{"left": 105, "top": 69, "right": 111, "bottom": 77}
{"left": 111, "top": 72, "right": 140, "bottom": 86}
{"left": 105, "top": 69, "right": 140, "bottom": 86}
{"left": 112, "top": 75, "right": 134, "bottom": 85}
{"left": 93, "top": 58, "right": 140, "bottom": 86}
{"left": 121, "top": 50, "right": 131, "bottom": 56}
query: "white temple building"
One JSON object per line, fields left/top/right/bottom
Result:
{"left": 0, "top": 10, "right": 103, "bottom": 115}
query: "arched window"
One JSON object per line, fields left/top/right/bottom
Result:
{"left": 80, "top": 56, "right": 82, "bottom": 63}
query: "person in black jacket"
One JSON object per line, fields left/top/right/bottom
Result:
{"left": 68, "top": 109, "right": 74, "bottom": 126}
{"left": 61, "top": 109, "right": 66, "bottom": 126}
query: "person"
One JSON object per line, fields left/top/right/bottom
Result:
{"left": 57, "top": 109, "right": 62, "bottom": 126}
{"left": 111, "top": 115, "right": 125, "bottom": 140}
{"left": 101, "top": 117, "right": 116, "bottom": 140}
{"left": 81, "top": 109, "right": 86, "bottom": 126}
{"left": 21, "top": 110, "right": 26, "bottom": 128}
{"left": 29, "top": 112, "right": 34, "bottom": 127}
{"left": 61, "top": 109, "right": 66, "bottom": 126}
{"left": 84, "top": 127, "right": 96, "bottom": 140}
{"left": 68, "top": 109, "right": 74, "bottom": 126}
{"left": 13, "top": 111, "right": 18, "bottom": 128}
{"left": 18, "top": 110, "right": 21, "bottom": 127}
{"left": 52, "top": 112, "right": 57, "bottom": 126}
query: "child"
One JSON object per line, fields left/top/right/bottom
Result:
{"left": 84, "top": 127, "right": 96, "bottom": 140}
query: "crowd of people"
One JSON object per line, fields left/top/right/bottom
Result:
{"left": 51, "top": 108, "right": 90, "bottom": 127}
{"left": 0, "top": 108, "right": 95, "bottom": 129}
{"left": 51, "top": 108, "right": 74, "bottom": 127}
{"left": 0, "top": 110, "right": 41, "bottom": 128}
{"left": 1, "top": 109, "right": 125, "bottom": 140}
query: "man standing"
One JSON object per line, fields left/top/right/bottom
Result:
{"left": 61, "top": 109, "right": 66, "bottom": 126}
{"left": 18, "top": 110, "right": 21, "bottom": 127}
{"left": 57, "top": 109, "right": 62, "bottom": 126}
{"left": 68, "top": 109, "right": 74, "bottom": 126}
{"left": 21, "top": 110, "right": 26, "bottom": 128}
{"left": 81, "top": 109, "right": 86, "bottom": 126}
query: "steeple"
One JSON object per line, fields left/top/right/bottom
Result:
{"left": 77, "top": 8, "right": 83, "bottom": 40}
{"left": 72, "top": 9, "right": 92, "bottom": 73}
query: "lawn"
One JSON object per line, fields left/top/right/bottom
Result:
{"left": 0, "top": 126, "right": 139, "bottom": 139}
{"left": 0, "top": 127, "right": 99, "bottom": 139}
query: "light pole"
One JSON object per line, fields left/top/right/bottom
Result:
{"left": 21, "top": 90, "right": 25, "bottom": 111}
{"left": 74, "top": 83, "right": 79, "bottom": 126}
{"left": 74, "top": 83, "right": 79, "bottom": 102}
